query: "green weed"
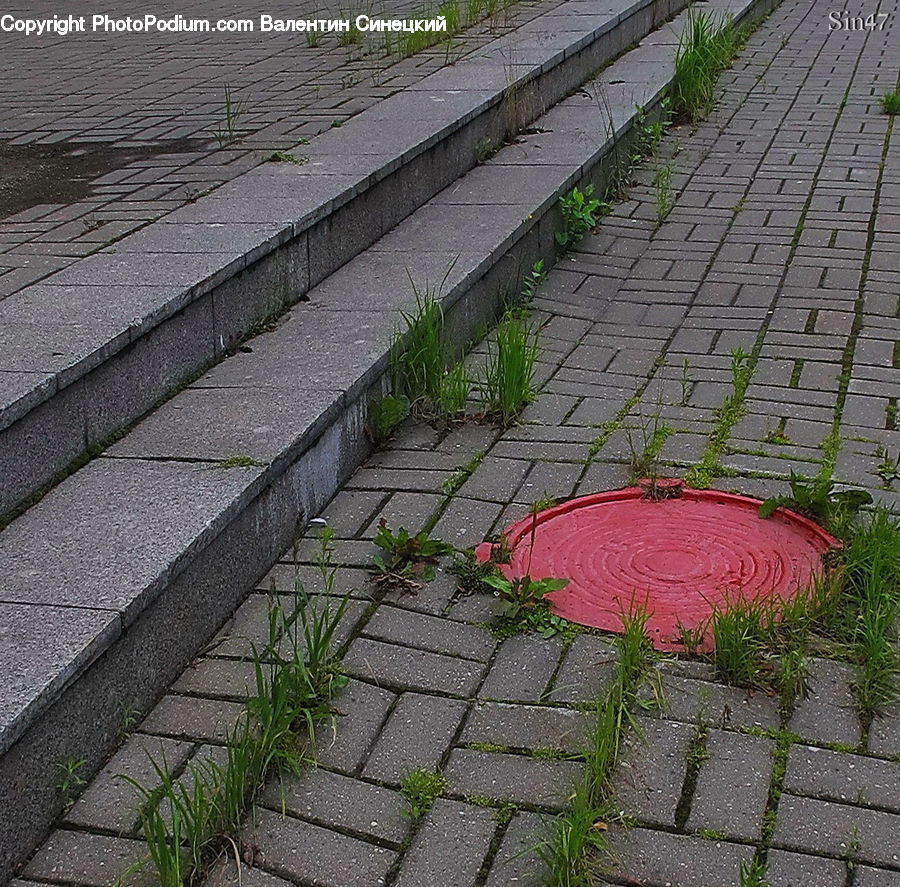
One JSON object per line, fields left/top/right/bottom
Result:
{"left": 555, "top": 185, "right": 606, "bottom": 249}
{"left": 58, "top": 757, "right": 87, "bottom": 809}
{"left": 367, "top": 394, "right": 411, "bottom": 444}
{"left": 481, "top": 311, "right": 540, "bottom": 425}
{"left": 400, "top": 769, "right": 447, "bottom": 821}
{"left": 671, "top": 9, "right": 737, "bottom": 124}
{"left": 654, "top": 162, "right": 674, "bottom": 223}
{"left": 371, "top": 520, "right": 454, "bottom": 590}
{"left": 881, "top": 90, "right": 900, "bottom": 115}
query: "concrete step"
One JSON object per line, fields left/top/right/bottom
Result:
{"left": 0, "top": 0, "right": 687, "bottom": 520}
{"left": 0, "top": 0, "right": 772, "bottom": 880}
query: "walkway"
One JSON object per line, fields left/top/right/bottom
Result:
{"left": 19, "top": 0, "right": 900, "bottom": 884}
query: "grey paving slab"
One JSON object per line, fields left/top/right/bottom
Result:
{"left": 461, "top": 701, "right": 590, "bottom": 753}
{"left": 613, "top": 716, "right": 693, "bottom": 828}
{"left": 0, "top": 603, "right": 118, "bottom": 754}
{"left": 484, "top": 811, "right": 548, "bottom": 887}
{"left": 394, "top": 798, "right": 496, "bottom": 887}
{"left": 479, "top": 635, "right": 564, "bottom": 702}
{"left": 788, "top": 659, "right": 862, "bottom": 747}
{"left": 784, "top": 744, "right": 900, "bottom": 812}
{"left": 107, "top": 385, "right": 344, "bottom": 465}
{"left": 773, "top": 794, "right": 900, "bottom": 870}
{"left": 364, "top": 692, "right": 468, "bottom": 783}
{"left": 344, "top": 638, "right": 487, "bottom": 697}
{"left": 259, "top": 767, "right": 408, "bottom": 844}
{"left": 444, "top": 748, "right": 583, "bottom": 810}
{"left": 764, "top": 849, "right": 848, "bottom": 887}
{"left": 245, "top": 807, "right": 396, "bottom": 887}
{"left": 686, "top": 729, "right": 773, "bottom": 841}
{"left": 607, "top": 826, "right": 755, "bottom": 887}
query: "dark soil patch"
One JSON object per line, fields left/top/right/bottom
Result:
{"left": 0, "top": 138, "right": 209, "bottom": 221}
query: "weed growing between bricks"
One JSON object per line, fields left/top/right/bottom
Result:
{"left": 536, "top": 601, "right": 658, "bottom": 885}
{"left": 123, "top": 533, "right": 349, "bottom": 887}
{"left": 688, "top": 509, "right": 900, "bottom": 729}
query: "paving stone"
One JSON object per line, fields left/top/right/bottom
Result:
{"left": 644, "top": 672, "right": 780, "bottom": 731}
{"left": 773, "top": 794, "right": 900, "bottom": 869}
{"left": 431, "top": 496, "right": 505, "bottom": 549}
{"left": 458, "top": 456, "right": 533, "bottom": 503}
{"left": 607, "top": 826, "right": 754, "bottom": 887}
{"left": 868, "top": 701, "right": 900, "bottom": 758}
{"left": 479, "top": 635, "right": 564, "bottom": 702}
{"left": 462, "top": 701, "right": 589, "bottom": 753}
{"left": 484, "top": 811, "right": 548, "bottom": 887}
{"left": 362, "top": 605, "right": 495, "bottom": 661}
{"left": 23, "top": 830, "right": 151, "bottom": 886}
{"left": 765, "top": 849, "right": 848, "bottom": 887}
{"left": 64, "top": 733, "right": 193, "bottom": 833}
{"left": 315, "top": 678, "right": 396, "bottom": 774}
{"left": 259, "top": 767, "right": 407, "bottom": 844}
{"left": 247, "top": 807, "right": 396, "bottom": 887}
{"left": 394, "top": 798, "right": 496, "bottom": 887}
{"left": 784, "top": 744, "right": 900, "bottom": 812}
{"left": 788, "top": 659, "right": 861, "bottom": 746}
{"left": 321, "top": 490, "right": 388, "bottom": 537}
{"left": 172, "top": 657, "right": 257, "bottom": 699}
{"left": 139, "top": 694, "right": 245, "bottom": 743}
{"left": 380, "top": 564, "right": 459, "bottom": 616}
{"left": 855, "top": 866, "right": 900, "bottom": 887}
{"left": 613, "top": 717, "right": 693, "bottom": 828}
{"left": 686, "top": 728, "right": 773, "bottom": 841}
{"left": 444, "top": 748, "right": 582, "bottom": 810}
{"left": 548, "top": 635, "right": 618, "bottom": 703}
{"left": 364, "top": 692, "right": 468, "bottom": 783}
{"left": 344, "top": 637, "right": 486, "bottom": 697}
{"left": 204, "top": 859, "right": 296, "bottom": 887}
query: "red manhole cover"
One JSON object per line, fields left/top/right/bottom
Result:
{"left": 476, "top": 483, "right": 839, "bottom": 651}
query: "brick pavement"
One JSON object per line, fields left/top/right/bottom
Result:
{"left": 17, "top": 0, "right": 900, "bottom": 884}
{"left": 0, "top": 0, "right": 562, "bottom": 298}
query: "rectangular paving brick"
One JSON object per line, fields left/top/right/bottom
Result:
{"left": 139, "top": 694, "right": 245, "bottom": 744}
{"left": 315, "top": 678, "right": 395, "bottom": 774}
{"left": 246, "top": 807, "right": 396, "bottom": 887}
{"left": 259, "top": 767, "right": 407, "bottom": 844}
{"left": 479, "top": 635, "right": 564, "bottom": 702}
{"left": 393, "top": 799, "right": 496, "bottom": 887}
{"left": 64, "top": 733, "right": 193, "bottom": 833}
{"left": 444, "top": 748, "right": 582, "bottom": 811}
{"left": 23, "top": 830, "right": 148, "bottom": 886}
{"left": 461, "top": 701, "right": 589, "bottom": 753}
{"left": 607, "top": 826, "right": 754, "bottom": 887}
{"left": 364, "top": 692, "right": 468, "bottom": 784}
{"left": 362, "top": 605, "right": 495, "bottom": 661}
{"left": 484, "top": 810, "right": 547, "bottom": 887}
{"left": 548, "top": 634, "right": 618, "bottom": 703}
{"left": 765, "top": 849, "right": 847, "bottom": 887}
{"left": 344, "top": 637, "right": 486, "bottom": 697}
{"left": 774, "top": 794, "right": 900, "bottom": 870}
{"left": 644, "top": 672, "right": 780, "bottom": 731}
{"left": 788, "top": 659, "right": 862, "bottom": 746}
{"left": 686, "top": 728, "right": 773, "bottom": 841}
{"left": 613, "top": 716, "right": 693, "bottom": 828}
{"left": 784, "top": 744, "right": 900, "bottom": 812}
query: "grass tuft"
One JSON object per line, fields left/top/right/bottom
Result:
{"left": 481, "top": 310, "right": 540, "bottom": 425}
{"left": 671, "top": 9, "right": 737, "bottom": 124}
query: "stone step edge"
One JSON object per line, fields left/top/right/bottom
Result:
{"left": 0, "top": 0, "right": 685, "bottom": 519}
{"left": 0, "top": 0, "right": 772, "bottom": 879}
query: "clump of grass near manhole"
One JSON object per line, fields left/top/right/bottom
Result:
{"left": 370, "top": 519, "right": 455, "bottom": 592}
{"left": 122, "top": 532, "right": 348, "bottom": 887}
{"left": 536, "top": 600, "right": 658, "bottom": 885}
{"left": 671, "top": 9, "right": 738, "bottom": 125}
{"left": 881, "top": 90, "right": 900, "bottom": 115}
{"left": 705, "top": 508, "right": 900, "bottom": 721}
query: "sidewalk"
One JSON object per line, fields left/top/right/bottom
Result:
{"left": 0, "top": 0, "right": 561, "bottom": 297}
{"left": 18, "top": 0, "right": 900, "bottom": 884}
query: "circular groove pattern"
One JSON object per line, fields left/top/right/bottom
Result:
{"left": 477, "top": 485, "right": 839, "bottom": 650}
